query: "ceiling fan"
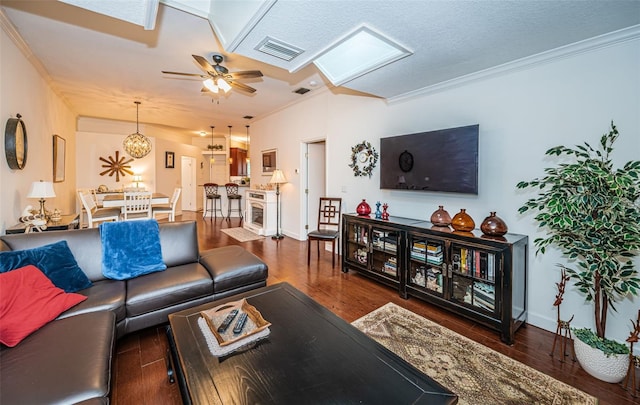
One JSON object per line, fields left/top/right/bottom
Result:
{"left": 162, "top": 54, "right": 263, "bottom": 94}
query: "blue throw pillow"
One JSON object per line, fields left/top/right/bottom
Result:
{"left": 99, "top": 219, "right": 167, "bottom": 280}
{"left": 0, "top": 240, "right": 92, "bottom": 293}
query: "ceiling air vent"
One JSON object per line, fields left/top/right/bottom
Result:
{"left": 293, "top": 87, "right": 310, "bottom": 95}
{"left": 256, "top": 37, "right": 304, "bottom": 61}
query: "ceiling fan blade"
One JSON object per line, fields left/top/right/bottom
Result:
{"left": 229, "top": 80, "right": 257, "bottom": 93}
{"left": 228, "top": 70, "right": 263, "bottom": 79}
{"left": 192, "top": 54, "right": 216, "bottom": 74}
{"left": 162, "top": 71, "right": 208, "bottom": 78}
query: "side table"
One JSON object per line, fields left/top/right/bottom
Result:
{"left": 5, "top": 214, "right": 80, "bottom": 234}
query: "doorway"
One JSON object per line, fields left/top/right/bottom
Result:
{"left": 181, "top": 156, "right": 197, "bottom": 211}
{"left": 304, "top": 141, "right": 326, "bottom": 236}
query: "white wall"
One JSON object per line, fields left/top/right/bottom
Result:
{"left": 1, "top": 27, "right": 77, "bottom": 233}
{"left": 251, "top": 38, "right": 640, "bottom": 345}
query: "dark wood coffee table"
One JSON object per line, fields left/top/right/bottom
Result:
{"left": 166, "top": 282, "right": 457, "bottom": 404}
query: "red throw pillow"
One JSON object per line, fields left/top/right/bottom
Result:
{"left": 0, "top": 265, "right": 87, "bottom": 347}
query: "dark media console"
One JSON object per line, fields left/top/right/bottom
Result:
{"left": 342, "top": 213, "right": 528, "bottom": 344}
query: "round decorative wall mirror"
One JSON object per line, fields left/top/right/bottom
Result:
{"left": 5, "top": 113, "right": 28, "bottom": 170}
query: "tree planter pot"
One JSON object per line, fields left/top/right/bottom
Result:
{"left": 574, "top": 337, "right": 629, "bottom": 383}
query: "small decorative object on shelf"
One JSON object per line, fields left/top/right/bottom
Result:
{"left": 480, "top": 211, "right": 508, "bottom": 236}
{"left": 381, "top": 203, "right": 389, "bottom": 220}
{"left": 50, "top": 209, "right": 62, "bottom": 222}
{"left": 375, "top": 201, "right": 382, "bottom": 219}
{"left": 451, "top": 209, "right": 475, "bottom": 231}
{"left": 356, "top": 199, "right": 371, "bottom": 217}
{"left": 348, "top": 140, "right": 378, "bottom": 178}
{"left": 430, "top": 205, "right": 452, "bottom": 226}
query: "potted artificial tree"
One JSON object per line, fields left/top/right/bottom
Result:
{"left": 517, "top": 122, "right": 640, "bottom": 383}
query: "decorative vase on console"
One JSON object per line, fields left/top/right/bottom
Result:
{"left": 381, "top": 203, "right": 389, "bottom": 220}
{"left": 451, "top": 209, "right": 475, "bottom": 232}
{"left": 480, "top": 211, "right": 508, "bottom": 236}
{"left": 430, "top": 205, "right": 452, "bottom": 226}
{"left": 356, "top": 199, "right": 371, "bottom": 217}
{"left": 375, "top": 201, "right": 382, "bottom": 219}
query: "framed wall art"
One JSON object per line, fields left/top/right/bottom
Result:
{"left": 165, "top": 151, "right": 175, "bottom": 168}
{"left": 262, "top": 149, "right": 277, "bottom": 175}
{"left": 53, "top": 134, "right": 65, "bottom": 182}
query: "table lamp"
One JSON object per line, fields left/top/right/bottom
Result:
{"left": 133, "top": 175, "right": 142, "bottom": 189}
{"left": 269, "top": 169, "right": 287, "bottom": 240}
{"left": 27, "top": 180, "right": 56, "bottom": 219}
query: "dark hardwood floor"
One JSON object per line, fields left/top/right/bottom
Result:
{"left": 111, "top": 212, "right": 637, "bottom": 405}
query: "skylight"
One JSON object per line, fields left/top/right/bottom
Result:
{"left": 313, "top": 25, "right": 412, "bottom": 86}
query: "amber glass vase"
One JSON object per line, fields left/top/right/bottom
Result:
{"left": 430, "top": 205, "right": 452, "bottom": 226}
{"left": 451, "top": 209, "right": 475, "bottom": 232}
{"left": 480, "top": 211, "right": 508, "bottom": 236}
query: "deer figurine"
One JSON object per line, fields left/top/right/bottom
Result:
{"left": 622, "top": 309, "right": 640, "bottom": 396}
{"left": 550, "top": 267, "right": 575, "bottom": 362}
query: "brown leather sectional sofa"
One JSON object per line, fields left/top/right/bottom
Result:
{"left": 0, "top": 220, "right": 268, "bottom": 404}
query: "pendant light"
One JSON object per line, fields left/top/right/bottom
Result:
{"left": 123, "top": 101, "right": 152, "bottom": 158}
{"left": 209, "top": 126, "right": 215, "bottom": 164}
{"left": 245, "top": 125, "right": 250, "bottom": 163}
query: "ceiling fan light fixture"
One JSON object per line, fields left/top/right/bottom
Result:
{"left": 123, "top": 101, "right": 152, "bottom": 159}
{"left": 203, "top": 78, "right": 219, "bottom": 93}
{"left": 217, "top": 78, "right": 232, "bottom": 93}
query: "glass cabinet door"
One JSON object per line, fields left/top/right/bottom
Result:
{"left": 345, "top": 222, "right": 370, "bottom": 267}
{"left": 407, "top": 234, "right": 445, "bottom": 296}
{"left": 370, "top": 228, "right": 400, "bottom": 279}
{"left": 449, "top": 243, "right": 499, "bottom": 314}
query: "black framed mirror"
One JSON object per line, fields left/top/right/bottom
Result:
{"left": 5, "top": 113, "right": 27, "bottom": 170}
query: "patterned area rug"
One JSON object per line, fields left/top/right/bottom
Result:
{"left": 352, "top": 303, "right": 598, "bottom": 405}
{"left": 221, "top": 227, "right": 264, "bottom": 242}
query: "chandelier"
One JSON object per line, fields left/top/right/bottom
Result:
{"left": 123, "top": 101, "right": 152, "bottom": 159}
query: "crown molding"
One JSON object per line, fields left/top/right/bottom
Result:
{"left": 0, "top": 9, "right": 51, "bottom": 82}
{"left": 388, "top": 24, "right": 640, "bottom": 104}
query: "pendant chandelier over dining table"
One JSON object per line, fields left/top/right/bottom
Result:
{"left": 123, "top": 101, "right": 152, "bottom": 159}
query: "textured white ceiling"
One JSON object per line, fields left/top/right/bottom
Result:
{"left": 1, "top": 0, "right": 639, "bottom": 138}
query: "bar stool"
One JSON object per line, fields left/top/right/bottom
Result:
{"left": 203, "top": 183, "right": 224, "bottom": 220}
{"left": 225, "top": 183, "right": 243, "bottom": 219}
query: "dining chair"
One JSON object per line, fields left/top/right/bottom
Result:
{"left": 78, "top": 191, "right": 121, "bottom": 228}
{"left": 225, "top": 183, "right": 243, "bottom": 219}
{"left": 121, "top": 191, "right": 153, "bottom": 221}
{"left": 203, "top": 183, "right": 224, "bottom": 220}
{"left": 307, "top": 197, "right": 342, "bottom": 268}
{"left": 152, "top": 187, "right": 181, "bottom": 222}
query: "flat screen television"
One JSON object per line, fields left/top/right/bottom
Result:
{"left": 380, "top": 124, "right": 479, "bottom": 194}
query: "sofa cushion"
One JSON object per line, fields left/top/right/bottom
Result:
{"left": 57, "top": 279, "right": 127, "bottom": 322}
{"left": 0, "top": 240, "right": 92, "bottom": 292}
{"left": 100, "top": 219, "right": 166, "bottom": 280}
{"left": 0, "top": 265, "right": 87, "bottom": 347}
{"left": 199, "top": 246, "right": 268, "bottom": 293}
{"left": 126, "top": 262, "right": 213, "bottom": 317}
{"left": 159, "top": 220, "right": 200, "bottom": 266}
{"left": 0, "top": 311, "right": 115, "bottom": 404}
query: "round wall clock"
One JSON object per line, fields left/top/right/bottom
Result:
{"left": 399, "top": 150, "right": 414, "bottom": 172}
{"left": 4, "top": 114, "right": 27, "bottom": 170}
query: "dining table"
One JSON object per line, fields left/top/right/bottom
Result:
{"left": 101, "top": 192, "right": 169, "bottom": 208}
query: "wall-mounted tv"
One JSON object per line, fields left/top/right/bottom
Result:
{"left": 380, "top": 124, "right": 479, "bottom": 194}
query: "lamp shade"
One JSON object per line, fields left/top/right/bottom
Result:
{"left": 269, "top": 169, "right": 287, "bottom": 184}
{"left": 27, "top": 181, "right": 56, "bottom": 198}
{"left": 133, "top": 175, "right": 142, "bottom": 182}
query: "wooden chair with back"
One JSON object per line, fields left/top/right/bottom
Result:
{"left": 307, "top": 197, "right": 342, "bottom": 268}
